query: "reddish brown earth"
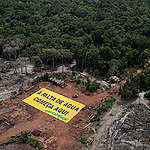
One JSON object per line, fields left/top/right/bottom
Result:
{"left": 0, "top": 80, "right": 111, "bottom": 150}
{"left": 0, "top": 144, "right": 37, "bottom": 150}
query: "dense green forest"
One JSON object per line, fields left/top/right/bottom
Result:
{"left": 0, "top": 0, "right": 150, "bottom": 77}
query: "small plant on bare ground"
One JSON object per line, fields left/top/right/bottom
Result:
{"left": 79, "top": 137, "right": 93, "bottom": 146}
{"left": 1, "top": 131, "right": 43, "bottom": 150}
{"left": 144, "top": 91, "right": 150, "bottom": 100}
{"left": 11, "top": 90, "right": 17, "bottom": 98}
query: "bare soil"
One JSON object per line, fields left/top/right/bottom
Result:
{"left": 0, "top": 144, "right": 37, "bottom": 150}
{"left": 89, "top": 99, "right": 124, "bottom": 150}
{"left": 0, "top": 80, "right": 111, "bottom": 150}
{"left": 0, "top": 59, "right": 123, "bottom": 150}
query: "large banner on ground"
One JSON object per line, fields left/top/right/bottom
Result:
{"left": 23, "top": 88, "right": 85, "bottom": 123}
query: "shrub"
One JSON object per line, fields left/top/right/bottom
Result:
{"left": 27, "top": 138, "right": 42, "bottom": 149}
{"left": 93, "top": 69, "right": 100, "bottom": 77}
{"left": 86, "top": 81, "right": 99, "bottom": 92}
{"left": 19, "top": 132, "right": 28, "bottom": 143}
{"left": 43, "top": 73, "right": 49, "bottom": 81}
{"left": 11, "top": 91, "right": 17, "bottom": 98}
{"left": 3, "top": 132, "right": 43, "bottom": 150}
{"left": 144, "top": 91, "right": 150, "bottom": 100}
{"left": 72, "top": 71, "right": 76, "bottom": 76}
{"left": 32, "top": 73, "right": 64, "bottom": 87}
{"left": 32, "top": 73, "right": 50, "bottom": 85}
{"left": 119, "top": 81, "right": 138, "bottom": 99}
{"left": 91, "top": 97, "right": 116, "bottom": 122}
{"left": 76, "top": 77, "right": 100, "bottom": 92}
{"left": 76, "top": 78, "right": 81, "bottom": 84}
{"left": 132, "top": 67, "right": 150, "bottom": 92}
{"left": 85, "top": 80, "right": 99, "bottom": 92}
{"left": 49, "top": 73, "right": 63, "bottom": 80}
{"left": 79, "top": 137, "right": 89, "bottom": 144}
{"left": 32, "top": 56, "right": 43, "bottom": 68}
{"left": 18, "top": 86, "right": 24, "bottom": 94}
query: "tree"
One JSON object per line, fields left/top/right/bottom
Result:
{"left": 138, "top": 48, "right": 150, "bottom": 66}
{"left": 0, "top": 39, "right": 5, "bottom": 57}
{"left": 99, "top": 46, "right": 114, "bottom": 61}
{"left": 92, "top": 28, "right": 104, "bottom": 46}
{"left": 32, "top": 55, "right": 43, "bottom": 68}
{"left": 44, "top": 48, "right": 58, "bottom": 68}
{"left": 131, "top": 34, "right": 150, "bottom": 50}
{"left": 3, "top": 39, "right": 24, "bottom": 60}
{"left": 58, "top": 49, "right": 73, "bottom": 72}
{"left": 108, "top": 59, "right": 121, "bottom": 76}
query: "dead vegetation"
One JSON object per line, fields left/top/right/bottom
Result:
{"left": 109, "top": 104, "right": 150, "bottom": 150}
{"left": 1, "top": 58, "right": 144, "bottom": 150}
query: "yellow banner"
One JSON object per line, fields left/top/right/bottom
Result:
{"left": 23, "top": 88, "right": 85, "bottom": 123}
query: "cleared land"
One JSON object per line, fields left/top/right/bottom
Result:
{"left": 0, "top": 80, "right": 112, "bottom": 150}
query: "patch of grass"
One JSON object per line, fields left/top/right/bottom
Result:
{"left": 90, "top": 97, "right": 116, "bottom": 122}
{"left": 1, "top": 132, "right": 42, "bottom": 150}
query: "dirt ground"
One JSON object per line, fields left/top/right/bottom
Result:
{"left": 0, "top": 144, "right": 37, "bottom": 150}
{"left": 0, "top": 80, "right": 110, "bottom": 150}
{"left": 89, "top": 99, "right": 124, "bottom": 150}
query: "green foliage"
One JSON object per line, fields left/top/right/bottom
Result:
{"left": 19, "top": 132, "right": 28, "bottom": 143}
{"left": 119, "top": 67, "right": 150, "bottom": 99}
{"left": 119, "top": 68, "right": 140, "bottom": 99}
{"left": 3, "top": 132, "right": 42, "bottom": 150}
{"left": 91, "top": 97, "right": 116, "bottom": 122}
{"left": 144, "top": 91, "right": 150, "bottom": 100}
{"left": 11, "top": 91, "right": 17, "bottom": 98}
{"left": 72, "top": 71, "right": 76, "bottom": 76}
{"left": 139, "top": 67, "right": 150, "bottom": 91}
{"left": 79, "top": 137, "right": 89, "bottom": 145}
{"left": 27, "top": 138, "right": 42, "bottom": 149}
{"left": 49, "top": 73, "right": 63, "bottom": 80}
{"left": 18, "top": 86, "right": 24, "bottom": 94}
{"left": 85, "top": 77, "right": 100, "bottom": 92}
{"left": 85, "top": 80, "right": 100, "bottom": 93}
{"left": 119, "top": 80, "right": 138, "bottom": 99}
{"left": 32, "top": 73, "right": 49, "bottom": 85}
{"left": 76, "top": 78, "right": 81, "bottom": 84}
{"left": 76, "top": 77, "right": 100, "bottom": 92}
{"left": 32, "top": 56, "right": 43, "bottom": 68}
{"left": 32, "top": 73, "right": 64, "bottom": 87}
{"left": 1, "top": 0, "right": 150, "bottom": 76}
